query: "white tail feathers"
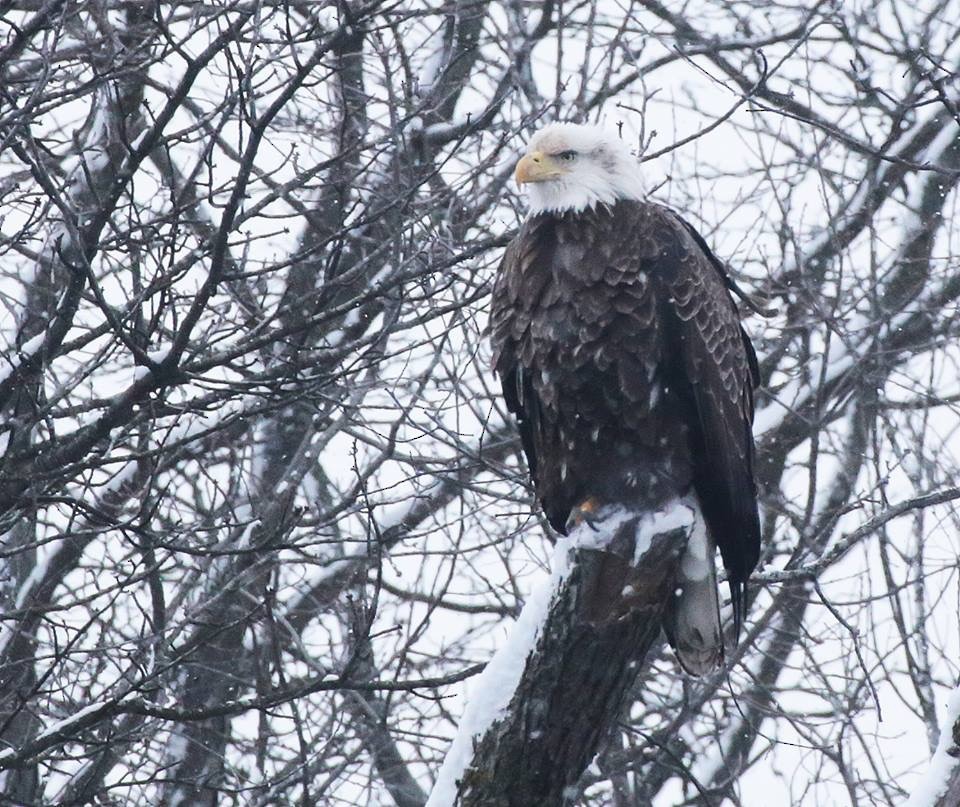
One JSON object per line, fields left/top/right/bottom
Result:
{"left": 664, "top": 566, "right": 723, "bottom": 675}
{"left": 663, "top": 503, "right": 723, "bottom": 676}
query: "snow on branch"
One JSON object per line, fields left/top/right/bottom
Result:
{"left": 427, "top": 503, "right": 693, "bottom": 807}
{"left": 904, "top": 685, "right": 960, "bottom": 807}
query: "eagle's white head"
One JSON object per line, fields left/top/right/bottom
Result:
{"left": 515, "top": 122, "right": 644, "bottom": 215}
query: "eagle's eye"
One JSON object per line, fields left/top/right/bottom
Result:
{"left": 557, "top": 150, "right": 577, "bottom": 162}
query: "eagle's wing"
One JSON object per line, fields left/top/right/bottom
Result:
{"left": 489, "top": 223, "right": 546, "bottom": 498}
{"left": 655, "top": 210, "right": 761, "bottom": 634}
{"left": 496, "top": 354, "right": 540, "bottom": 483}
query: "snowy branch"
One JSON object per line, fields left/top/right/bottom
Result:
{"left": 429, "top": 507, "right": 692, "bottom": 806}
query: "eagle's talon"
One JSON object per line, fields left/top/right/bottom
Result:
{"left": 567, "top": 497, "right": 602, "bottom": 532}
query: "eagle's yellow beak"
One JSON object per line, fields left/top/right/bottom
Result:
{"left": 515, "top": 151, "right": 565, "bottom": 185}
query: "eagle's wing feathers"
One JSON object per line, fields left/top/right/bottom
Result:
{"left": 498, "top": 361, "right": 540, "bottom": 482}
{"left": 655, "top": 211, "right": 761, "bottom": 634}
{"left": 490, "top": 221, "right": 551, "bottom": 506}
{"left": 674, "top": 214, "right": 761, "bottom": 390}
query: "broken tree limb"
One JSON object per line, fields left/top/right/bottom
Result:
{"left": 428, "top": 506, "right": 693, "bottom": 807}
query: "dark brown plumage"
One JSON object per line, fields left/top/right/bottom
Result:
{"left": 490, "top": 199, "right": 761, "bottom": 638}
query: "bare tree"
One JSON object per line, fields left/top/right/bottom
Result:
{"left": 1, "top": 0, "right": 959, "bottom": 804}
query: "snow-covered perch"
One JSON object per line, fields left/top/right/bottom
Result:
{"left": 427, "top": 504, "right": 694, "bottom": 807}
{"left": 904, "top": 685, "right": 960, "bottom": 807}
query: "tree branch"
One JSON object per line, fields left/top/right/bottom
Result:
{"left": 429, "top": 508, "right": 691, "bottom": 807}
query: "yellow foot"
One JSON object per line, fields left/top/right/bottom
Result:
{"left": 566, "top": 496, "right": 602, "bottom": 532}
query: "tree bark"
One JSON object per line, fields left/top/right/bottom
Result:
{"left": 453, "top": 516, "right": 689, "bottom": 807}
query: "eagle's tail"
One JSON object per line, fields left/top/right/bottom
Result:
{"left": 663, "top": 506, "right": 723, "bottom": 676}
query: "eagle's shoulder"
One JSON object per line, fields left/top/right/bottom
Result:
{"left": 573, "top": 200, "right": 705, "bottom": 274}
{"left": 493, "top": 215, "right": 554, "bottom": 293}
{"left": 490, "top": 216, "right": 552, "bottom": 370}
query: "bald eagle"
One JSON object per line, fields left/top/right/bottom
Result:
{"left": 489, "top": 123, "right": 761, "bottom": 674}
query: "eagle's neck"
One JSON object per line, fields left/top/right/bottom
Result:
{"left": 525, "top": 170, "right": 644, "bottom": 216}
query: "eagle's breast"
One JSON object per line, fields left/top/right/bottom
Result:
{"left": 490, "top": 201, "right": 700, "bottom": 522}
{"left": 516, "top": 206, "right": 668, "bottom": 423}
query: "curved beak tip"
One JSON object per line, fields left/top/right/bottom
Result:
{"left": 515, "top": 152, "right": 552, "bottom": 186}
{"left": 514, "top": 156, "right": 532, "bottom": 186}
